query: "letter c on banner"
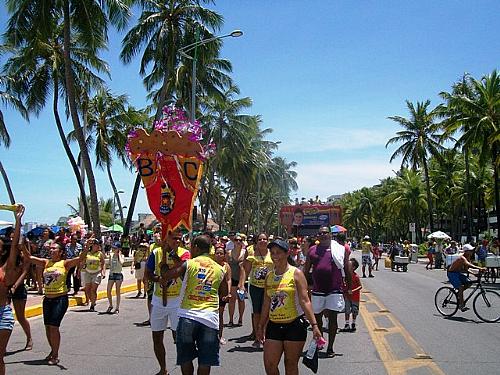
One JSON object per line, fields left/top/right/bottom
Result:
{"left": 137, "top": 158, "right": 154, "bottom": 177}
{"left": 183, "top": 161, "right": 199, "bottom": 181}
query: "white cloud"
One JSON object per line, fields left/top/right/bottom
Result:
{"left": 277, "top": 126, "right": 395, "bottom": 153}
{"left": 293, "top": 159, "right": 396, "bottom": 200}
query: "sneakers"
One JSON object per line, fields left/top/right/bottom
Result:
{"left": 342, "top": 323, "right": 350, "bottom": 332}
{"left": 351, "top": 323, "right": 356, "bottom": 332}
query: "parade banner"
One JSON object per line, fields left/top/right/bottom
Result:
{"left": 279, "top": 204, "right": 342, "bottom": 236}
{"left": 127, "top": 107, "right": 214, "bottom": 238}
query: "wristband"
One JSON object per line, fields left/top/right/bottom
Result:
{"left": 311, "top": 323, "right": 318, "bottom": 326}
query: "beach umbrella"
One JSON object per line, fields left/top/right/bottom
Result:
{"left": 108, "top": 224, "right": 124, "bottom": 233}
{"left": 428, "top": 231, "right": 451, "bottom": 240}
{"left": 330, "top": 225, "right": 347, "bottom": 234}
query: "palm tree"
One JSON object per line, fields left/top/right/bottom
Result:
{"left": 441, "top": 70, "right": 500, "bottom": 236}
{"left": 120, "top": 0, "right": 224, "bottom": 235}
{"left": 80, "top": 89, "right": 149, "bottom": 225}
{"left": 387, "top": 100, "right": 445, "bottom": 233}
{"left": 3, "top": 20, "right": 108, "bottom": 224}
{"left": 5, "top": 0, "right": 132, "bottom": 237}
{"left": 386, "top": 168, "right": 428, "bottom": 242}
{"left": 0, "top": 74, "right": 28, "bottom": 203}
{"left": 198, "top": 85, "right": 257, "bottom": 228}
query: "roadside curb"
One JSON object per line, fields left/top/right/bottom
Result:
{"left": 20, "top": 283, "right": 138, "bottom": 319}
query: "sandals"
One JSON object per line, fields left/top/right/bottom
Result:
{"left": 106, "top": 306, "right": 113, "bottom": 314}
{"left": 25, "top": 338, "right": 33, "bottom": 351}
{"left": 114, "top": 308, "right": 120, "bottom": 314}
{"left": 326, "top": 349, "right": 335, "bottom": 358}
{"left": 48, "top": 358, "right": 60, "bottom": 366}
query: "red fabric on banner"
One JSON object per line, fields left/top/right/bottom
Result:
{"left": 143, "top": 156, "right": 198, "bottom": 238}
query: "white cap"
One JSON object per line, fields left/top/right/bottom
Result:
{"left": 462, "top": 244, "right": 474, "bottom": 252}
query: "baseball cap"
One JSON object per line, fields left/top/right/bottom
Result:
{"left": 463, "top": 244, "right": 475, "bottom": 252}
{"left": 268, "top": 239, "right": 289, "bottom": 252}
{"left": 111, "top": 241, "right": 121, "bottom": 248}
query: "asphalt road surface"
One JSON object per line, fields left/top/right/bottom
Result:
{"left": 5, "top": 253, "right": 499, "bottom": 374}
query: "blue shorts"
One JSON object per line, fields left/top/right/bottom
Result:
{"left": 108, "top": 273, "right": 124, "bottom": 281}
{"left": 43, "top": 295, "right": 69, "bottom": 327}
{"left": 176, "top": 317, "right": 220, "bottom": 367}
{"left": 447, "top": 272, "right": 470, "bottom": 289}
{"left": 0, "top": 304, "right": 15, "bottom": 331}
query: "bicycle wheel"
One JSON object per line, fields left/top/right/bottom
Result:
{"left": 434, "top": 287, "right": 459, "bottom": 317}
{"left": 473, "top": 290, "right": 500, "bottom": 323}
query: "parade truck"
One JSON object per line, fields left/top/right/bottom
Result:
{"left": 279, "top": 204, "right": 342, "bottom": 237}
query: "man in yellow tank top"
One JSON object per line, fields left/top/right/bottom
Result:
{"left": 161, "top": 235, "right": 228, "bottom": 375}
{"left": 145, "top": 229, "right": 190, "bottom": 375}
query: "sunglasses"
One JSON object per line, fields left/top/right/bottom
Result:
{"left": 258, "top": 238, "right": 268, "bottom": 241}
{"left": 318, "top": 231, "right": 330, "bottom": 235}
{"left": 235, "top": 239, "right": 243, "bottom": 242}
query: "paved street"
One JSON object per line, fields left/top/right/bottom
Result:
{"left": 5, "top": 253, "right": 500, "bottom": 374}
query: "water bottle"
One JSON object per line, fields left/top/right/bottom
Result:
{"left": 305, "top": 340, "right": 317, "bottom": 359}
{"left": 237, "top": 289, "right": 245, "bottom": 301}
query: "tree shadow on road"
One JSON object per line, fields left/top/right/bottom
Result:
{"left": 5, "top": 359, "right": 67, "bottom": 370}
{"left": 226, "top": 345, "right": 263, "bottom": 353}
{"left": 4, "top": 348, "right": 24, "bottom": 357}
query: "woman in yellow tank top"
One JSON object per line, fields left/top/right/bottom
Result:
{"left": 239, "top": 233, "right": 273, "bottom": 348}
{"left": 257, "top": 239, "right": 322, "bottom": 375}
{"left": 22, "top": 240, "right": 88, "bottom": 365}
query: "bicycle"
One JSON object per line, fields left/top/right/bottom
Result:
{"left": 434, "top": 271, "right": 500, "bottom": 323}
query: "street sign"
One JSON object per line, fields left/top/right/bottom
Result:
{"left": 409, "top": 222, "right": 416, "bottom": 232}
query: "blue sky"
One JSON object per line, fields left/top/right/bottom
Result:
{"left": 1, "top": 1, "right": 499, "bottom": 224}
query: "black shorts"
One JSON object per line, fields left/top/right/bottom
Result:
{"left": 11, "top": 284, "right": 28, "bottom": 301}
{"left": 231, "top": 279, "right": 239, "bottom": 287}
{"left": 43, "top": 295, "right": 69, "bottom": 327}
{"left": 266, "top": 316, "right": 308, "bottom": 342}
{"left": 249, "top": 285, "right": 265, "bottom": 313}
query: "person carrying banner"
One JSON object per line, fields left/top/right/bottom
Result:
{"left": 145, "top": 229, "right": 190, "bottom": 375}
{"left": 161, "top": 235, "right": 228, "bottom": 375}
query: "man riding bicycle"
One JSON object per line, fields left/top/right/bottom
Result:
{"left": 447, "top": 244, "right": 486, "bottom": 311}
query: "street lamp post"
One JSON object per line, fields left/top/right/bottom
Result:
{"left": 178, "top": 29, "right": 243, "bottom": 122}
{"left": 178, "top": 29, "right": 243, "bottom": 230}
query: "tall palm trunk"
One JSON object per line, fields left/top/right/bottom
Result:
{"left": 464, "top": 147, "right": 473, "bottom": 240}
{"left": 203, "top": 160, "right": 213, "bottom": 230}
{"left": 107, "top": 163, "right": 124, "bottom": 225}
{"left": 0, "top": 161, "right": 15, "bottom": 204}
{"left": 422, "top": 159, "right": 434, "bottom": 233}
{"left": 53, "top": 76, "right": 91, "bottom": 225}
{"left": 63, "top": 0, "right": 101, "bottom": 237}
{"left": 492, "top": 144, "right": 500, "bottom": 237}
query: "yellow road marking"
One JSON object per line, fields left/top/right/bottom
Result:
{"left": 360, "top": 290, "right": 446, "bottom": 375}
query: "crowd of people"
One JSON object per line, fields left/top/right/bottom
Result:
{"left": 1, "top": 209, "right": 373, "bottom": 375}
